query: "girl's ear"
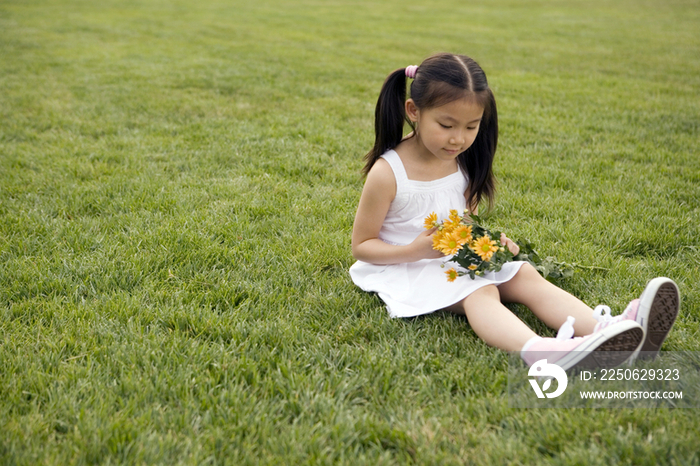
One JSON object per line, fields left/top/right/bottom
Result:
{"left": 405, "top": 99, "right": 419, "bottom": 123}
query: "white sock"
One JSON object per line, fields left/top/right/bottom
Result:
{"left": 520, "top": 336, "right": 543, "bottom": 357}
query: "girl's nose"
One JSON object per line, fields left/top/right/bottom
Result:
{"left": 450, "top": 132, "right": 466, "bottom": 145}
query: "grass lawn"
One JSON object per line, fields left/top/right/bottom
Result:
{"left": 2, "top": 0, "right": 700, "bottom": 464}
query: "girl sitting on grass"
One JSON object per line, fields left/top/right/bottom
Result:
{"left": 349, "top": 53, "right": 680, "bottom": 370}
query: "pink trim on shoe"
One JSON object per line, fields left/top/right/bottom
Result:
{"left": 521, "top": 334, "right": 592, "bottom": 367}
{"left": 593, "top": 300, "right": 639, "bottom": 333}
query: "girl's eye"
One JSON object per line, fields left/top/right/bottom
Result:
{"left": 439, "top": 123, "right": 451, "bottom": 129}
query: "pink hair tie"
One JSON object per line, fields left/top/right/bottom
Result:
{"left": 405, "top": 65, "right": 418, "bottom": 79}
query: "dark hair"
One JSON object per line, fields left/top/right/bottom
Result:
{"left": 363, "top": 53, "right": 498, "bottom": 211}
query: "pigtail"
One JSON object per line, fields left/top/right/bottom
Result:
{"left": 362, "top": 69, "right": 409, "bottom": 176}
{"left": 459, "top": 89, "right": 498, "bottom": 212}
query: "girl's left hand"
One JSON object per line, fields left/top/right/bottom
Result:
{"left": 500, "top": 233, "right": 520, "bottom": 256}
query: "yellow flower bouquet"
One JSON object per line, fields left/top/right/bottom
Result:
{"left": 425, "top": 210, "right": 575, "bottom": 282}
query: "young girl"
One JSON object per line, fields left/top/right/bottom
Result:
{"left": 350, "top": 53, "right": 680, "bottom": 370}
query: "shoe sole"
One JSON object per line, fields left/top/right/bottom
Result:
{"left": 556, "top": 321, "right": 645, "bottom": 371}
{"left": 635, "top": 277, "right": 680, "bottom": 360}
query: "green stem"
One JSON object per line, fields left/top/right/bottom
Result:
{"left": 572, "top": 264, "right": 610, "bottom": 271}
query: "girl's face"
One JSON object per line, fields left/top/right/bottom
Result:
{"left": 406, "top": 97, "right": 484, "bottom": 162}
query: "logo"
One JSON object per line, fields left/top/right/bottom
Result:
{"left": 528, "top": 359, "right": 568, "bottom": 398}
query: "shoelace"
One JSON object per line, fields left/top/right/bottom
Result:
{"left": 592, "top": 305, "right": 613, "bottom": 323}
{"left": 555, "top": 316, "right": 576, "bottom": 340}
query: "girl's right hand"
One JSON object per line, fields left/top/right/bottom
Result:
{"left": 410, "top": 228, "right": 445, "bottom": 260}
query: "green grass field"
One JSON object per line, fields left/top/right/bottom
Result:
{"left": 2, "top": 0, "right": 700, "bottom": 464}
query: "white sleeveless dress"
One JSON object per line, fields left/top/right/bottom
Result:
{"left": 350, "top": 150, "right": 525, "bottom": 318}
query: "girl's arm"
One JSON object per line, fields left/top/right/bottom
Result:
{"left": 351, "top": 159, "right": 443, "bottom": 265}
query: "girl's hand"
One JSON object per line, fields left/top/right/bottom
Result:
{"left": 411, "top": 228, "right": 444, "bottom": 260}
{"left": 500, "top": 233, "right": 520, "bottom": 256}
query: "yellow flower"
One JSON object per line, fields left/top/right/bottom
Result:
{"left": 445, "top": 268, "right": 458, "bottom": 282}
{"left": 448, "top": 209, "right": 461, "bottom": 225}
{"left": 471, "top": 235, "right": 499, "bottom": 262}
{"left": 436, "top": 231, "right": 463, "bottom": 255}
{"left": 424, "top": 212, "right": 438, "bottom": 230}
{"left": 468, "top": 264, "right": 478, "bottom": 271}
{"left": 432, "top": 235, "right": 441, "bottom": 251}
{"left": 440, "top": 223, "right": 456, "bottom": 236}
{"left": 432, "top": 227, "right": 446, "bottom": 250}
{"left": 452, "top": 225, "right": 473, "bottom": 246}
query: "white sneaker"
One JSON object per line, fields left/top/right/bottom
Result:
{"left": 522, "top": 319, "right": 645, "bottom": 371}
{"left": 592, "top": 277, "right": 680, "bottom": 362}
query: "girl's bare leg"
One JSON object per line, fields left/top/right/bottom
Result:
{"left": 497, "top": 263, "right": 598, "bottom": 336}
{"left": 445, "top": 285, "right": 538, "bottom": 352}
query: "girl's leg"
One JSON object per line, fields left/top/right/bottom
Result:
{"left": 445, "top": 285, "right": 538, "bottom": 352}
{"left": 497, "top": 263, "right": 598, "bottom": 336}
